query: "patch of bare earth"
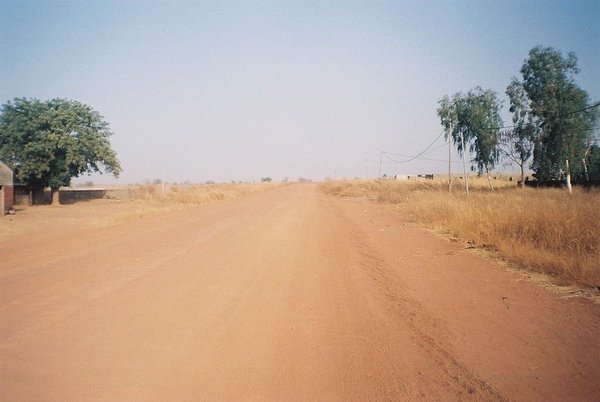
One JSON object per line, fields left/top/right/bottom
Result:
{"left": 1, "top": 184, "right": 598, "bottom": 400}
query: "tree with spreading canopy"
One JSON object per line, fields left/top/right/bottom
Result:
{"left": 0, "top": 98, "right": 121, "bottom": 204}
{"left": 519, "top": 46, "right": 599, "bottom": 193}
{"left": 437, "top": 87, "right": 503, "bottom": 191}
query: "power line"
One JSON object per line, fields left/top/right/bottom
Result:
{"left": 377, "top": 102, "right": 600, "bottom": 174}
{"left": 383, "top": 152, "right": 462, "bottom": 165}
{"left": 424, "top": 141, "right": 448, "bottom": 154}
{"left": 556, "top": 101, "right": 600, "bottom": 119}
{"left": 381, "top": 130, "right": 445, "bottom": 164}
{"left": 475, "top": 102, "right": 600, "bottom": 132}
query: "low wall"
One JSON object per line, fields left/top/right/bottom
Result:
{"left": 58, "top": 189, "right": 108, "bottom": 204}
{"left": 12, "top": 187, "right": 133, "bottom": 205}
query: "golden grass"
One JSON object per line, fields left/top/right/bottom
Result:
{"left": 322, "top": 178, "right": 600, "bottom": 287}
{"left": 127, "top": 182, "right": 281, "bottom": 204}
{"left": 100, "top": 182, "right": 282, "bottom": 225}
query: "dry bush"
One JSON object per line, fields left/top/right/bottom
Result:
{"left": 126, "top": 183, "right": 156, "bottom": 199}
{"left": 322, "top": 179, "right": 600, "bottom": 287}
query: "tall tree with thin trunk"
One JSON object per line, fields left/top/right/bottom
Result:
{"left": 502, "top": 78, "right": 537, "bottom": 186}
{"left": 438, "top": 95, "right": 455, "bottom": 192}
{"left": 437, "top": 87, "right": 503, "bottom": 191}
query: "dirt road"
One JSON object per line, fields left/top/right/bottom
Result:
{"left": 1, "top": 184, "right": 599, "bottom": 400}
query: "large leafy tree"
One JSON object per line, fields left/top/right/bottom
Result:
{"left": 437, "top": 87, "right": 503, "bottom": 191}
{"left": 520, "top": 46, "right": 598, "bottom": 192}
{"left": 0, "top": 98, "right": 121, "bottom": 204}
{"left": 501, "top": 78, "right": 537, "bottom": 186}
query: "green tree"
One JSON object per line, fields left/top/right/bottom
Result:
{"left": 501, "top": 78, "right": 537, "bottom": 186}
{"left": 437, "top": 87, "right": 503, "bottom": 191}
{"left": 0, "top": 98, "right": 121, "bottom": 204}
{"left": 520, "top": 46, "right": 598, "bottom": 192}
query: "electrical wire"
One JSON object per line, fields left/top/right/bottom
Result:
{"left": 381, "top": 130, "right": 445, "bottom": 164}
{"left": 555, "top": 101, "right": 600, "bottom": 119}
{"left": 492, "top": 101, "right": 600, "bottom": 131}
{"left": 384, "top": 152, "right": 463, "bottom": 165}
{"left": 379, "top": 103, "right": 600, "bottom": 167}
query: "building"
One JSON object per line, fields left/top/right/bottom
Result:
{"left": 0, "top": 161, "right": 14, "bottom": 213}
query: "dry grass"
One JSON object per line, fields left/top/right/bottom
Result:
{"left": 99, "top": 182, "right": 282, "bottom": 223}
{"left": 125, "top": 182, "right": 281, "bottom": 204}
{"left": 322, "top": 178, "right": 600, "bottom": 287}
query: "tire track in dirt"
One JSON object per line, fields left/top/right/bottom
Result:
{"left": 330, "top": 193, "right": 600, "bottom": 401}
{"left": 1, "top": 183, "right": 599, "bottom": 400}
{"left": 323, "top": 197, "right": 506, "bottom": 400}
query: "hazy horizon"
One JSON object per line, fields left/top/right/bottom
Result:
{"left": 2, "top": 0, "right": 599, "bottom": 184}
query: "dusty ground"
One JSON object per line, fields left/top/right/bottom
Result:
{"left": 1, "top": 183, "right": 599, "bottom": 401}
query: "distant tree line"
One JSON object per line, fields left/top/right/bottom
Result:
{"left": 438, "top": 46, "right": 599, "bottom": 193}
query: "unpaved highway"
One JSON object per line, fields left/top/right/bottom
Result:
{"left": 1, "top": 184, "right": 599, "bottom": 400}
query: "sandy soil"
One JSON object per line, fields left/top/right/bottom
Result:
{"left": 1, "top": 183, "right": 599, "bottom": 401}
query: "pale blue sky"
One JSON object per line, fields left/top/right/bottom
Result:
{"left": 1, "top": 0, "right": 599, "bottom": 183}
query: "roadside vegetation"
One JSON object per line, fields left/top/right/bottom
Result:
{"left": 437, "top": 46, "right": 599, "bottom": 194}
{"left": 322, "top": 178, "right": 600, "bottom": 287}
{"left": 95, "top": 182, "right": 283, "bottom": 225}
{"left": 0, "top": 98, "right": 121, "bottom": 205}
{"left": 125, "top": 182, "right": 281, "bottom": 205}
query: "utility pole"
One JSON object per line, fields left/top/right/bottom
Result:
{"left": 448, "top": 125, "right": 452, "bottom": 193}
{"left": 364, "top": 159, "right": 369, "bottom": 180}
{"left": 378, "top": 151, "right": 383, "bottom": 178}
{"left": 460, "top": 130, "right": 469, "bottom": 195}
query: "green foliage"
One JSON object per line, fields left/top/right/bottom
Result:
{"left": 502, "top": 78, "right": 537, "bottom": 174}
{"left": 438, "top": 46, "right": 598, "bottom": 187}
{"left": 260, "top": 177, "right": 272, "bottom": 182}
{"left": 520, "top": 46, "right": 598, "bottom": 180}
{"left": 0, "top": 98, "right": 121, "bottom": 191}
{"left": 437, "top": 87, "right": 503, "bottom": 175}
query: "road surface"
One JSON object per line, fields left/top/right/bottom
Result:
{"left": 1, "top": 184, "right": 599, "bottom": 400}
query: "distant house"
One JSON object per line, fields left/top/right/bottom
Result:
{"left": 0, "top": 161, "right": 14, "bottom": 213}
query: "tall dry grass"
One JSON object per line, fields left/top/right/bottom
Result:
{"left": 322, "top": 178, "right": 600, "bottom": 287}
{"left": 123, "top": 182, "right": 281, "bottom": 205}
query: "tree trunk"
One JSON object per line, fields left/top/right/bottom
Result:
{"left": 51, "top": 187, "right": 60, "bottom": 206}
{"left": 486, "top": 167, "right": 495, "bottom": 191}
{"left": 448, "top": 130, "right": 452, "bottom": 194}
{"left": 582, "top": 158, "right": 589, "bottom": 182}
{"left": 460, "top": 132, "right": 469, "bottom": 195}
{"left": 583, "top": 147, "right": 591, "bottom": 182}
{"left": 565, "top": 159, "right": 573, "bottom": 195}
{"left": 519, "top": 163, "right": 525, "bottom": 188}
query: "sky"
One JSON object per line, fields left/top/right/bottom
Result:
{"left": 1, "top": 0, "right": 599, "bottom": 183}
